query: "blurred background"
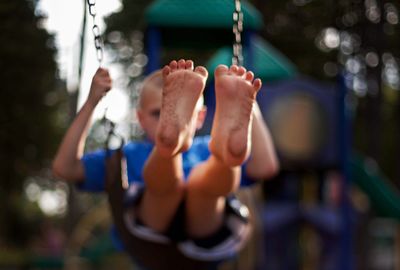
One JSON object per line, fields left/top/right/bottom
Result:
{"left": 1, "top": 0, "right": 400, "bottom": 269}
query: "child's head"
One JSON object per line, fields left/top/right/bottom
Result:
{"left": 136, "top": 70, "right": 206, "bottom": 142}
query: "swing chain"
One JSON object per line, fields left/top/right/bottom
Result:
{"left": 87, "top": 0, "right": 117, "bottom": 148}
{"left": 87, "top": 0, "right": 103, "bottom": 65}
{"left": 232, "top": 0, "right": 244, "bottom": 66}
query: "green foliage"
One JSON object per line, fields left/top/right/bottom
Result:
{"left": 0, "top": 0, "right": 67, "bottom": 247}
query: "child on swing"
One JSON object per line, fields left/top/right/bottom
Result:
{"left": 53, "top": 59, "right": 278, "bottom": 261}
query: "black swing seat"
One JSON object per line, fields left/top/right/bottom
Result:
{"left": 105, "top": 148, "right": 251, "bottom": 270}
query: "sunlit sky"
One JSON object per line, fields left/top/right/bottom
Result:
{"left": 37, "top": 0, "right": 129, "bottom": 122}
{"left": 34, "top": 0, "right": 126, "bottom": 215}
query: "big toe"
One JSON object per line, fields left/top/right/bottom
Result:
{"left": 215, "top": 65, "right": 229, "bottom": 77}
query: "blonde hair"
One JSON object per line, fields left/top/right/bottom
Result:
{"left": 142, "top": 70, "right": 163, "bottom": 90}
{"left": 137, "top": 70, "right": 163, "bottom": 109}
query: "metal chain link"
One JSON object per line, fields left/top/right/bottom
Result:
{"left": 87, "top": 0, "right": 103, "bottom": 65}
{"left": 232, "top": 0, "right": 244, "bottom": 66}
{"left": 87, "top": 0, "right": 113, "bottom": 137}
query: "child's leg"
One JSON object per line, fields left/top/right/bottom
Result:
{"left": 138, "top": 60, "right": 208, "bottom": 233}
{"left": 186, "top": 65, "right": 261, "bottom": 237}
{"left": 186, "top": 158, "right": 241, "bottom": 237}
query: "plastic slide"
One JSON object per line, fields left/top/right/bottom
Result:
{"left": 350, "top": 154, "right": 400, "bottom": 219}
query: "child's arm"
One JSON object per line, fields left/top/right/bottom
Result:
{"left": 245, "top": 102, "right": 279, "bottom": 180}
{"left": 52, "top": 68, "right": 112, "bottom": 182}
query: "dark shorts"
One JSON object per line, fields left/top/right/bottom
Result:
{"left": 122, "top": 183, "right": 251, "bottom": 261}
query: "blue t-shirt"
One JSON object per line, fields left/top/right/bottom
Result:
{"left": 79, "top": 135, "right": 255, "bottom": 251}
{"left": 79, "top": 135, "right": 255, "bottom": 192}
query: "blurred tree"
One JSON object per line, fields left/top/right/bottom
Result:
{"left": 255, "top": 0, "right": 338, "bottom": 79}
{"left": 103, "top": 0, "right": 150, "bottom": 74}
{"left": 0, "top": 0, "right": 67, "bottom": 247}
{"left": 255, "top": 0, "right": 400, "bottom": 186}
{"left": 101, "top": 0, "right": 151, "bottom": 139}
{"left": 105, "top": 0, "right": 149, "bottom": 36}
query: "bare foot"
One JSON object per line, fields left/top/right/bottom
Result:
{"left": 156, "top": 59, "right": 208, "bottom": 157}
{"left": 209, "top": 65, "right": 262, "bottom": 166}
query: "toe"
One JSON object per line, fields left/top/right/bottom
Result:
{"left": 253, "top": 78, "right": 262, "bottom": 91}
{"left": 194, "top": 66, "right": 208, "bottom": 78}
{"left": 229, "top": 65, "right": 239, "bottom": 74}
{"left": 162, "top": 65, "right": 170, "bottom": 77}
{"left": 238, "top": 66, "right": 246, "bottom": 77}
{"left": 186, "top": 60, "right": 194, "bottom": 70}
{"left": 170, "top": 60, "right": 178, "bottom": 71}
{"left": 245, "top": 71, "right": 254, "bottom": 82}
{"left": 215, "top": 65, "right": 229, "bottom": 77}
{"left": 178, "top": 59, "right": 186, "bottom": 69}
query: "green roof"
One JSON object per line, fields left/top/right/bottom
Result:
{"left": 206, "top": 36, "right": 297, "bottom": 81}
{"left": 145, "top": 0, "right": 263, "bottom": 29}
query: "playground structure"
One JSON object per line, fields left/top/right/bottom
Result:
{"left": 31, "top": 1, "right": 400, "bottom": 269}
{"left": 254, "top": 77, "right": 400, "bottom": 269}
